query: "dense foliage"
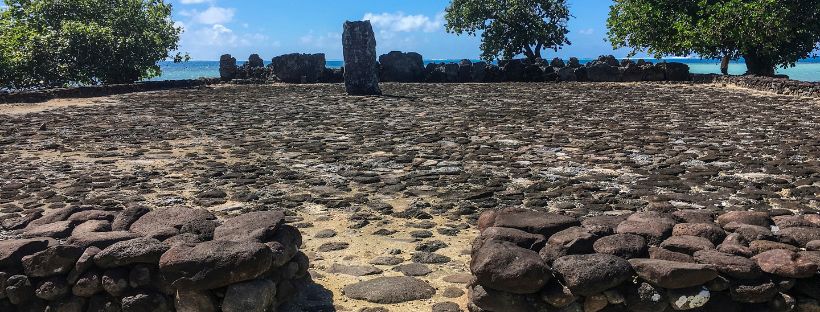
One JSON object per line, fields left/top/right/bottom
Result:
{"left": 445, "top": 0, "right": 571, "bottom": 61}
{"left": 607, "top": 0, "right": 820, "bottom": 76}
{"left": 0, "top": 0, "right": 184, "bottom": 88}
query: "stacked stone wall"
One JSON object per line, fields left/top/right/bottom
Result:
{"left": 468, "top": 208, "right": 820, "bottom": 312}
{"left": 693, "top": 74, "right": 820, "bottom": 98}
{"left": 0, "top": 207, "right": 307, "bottom": 312}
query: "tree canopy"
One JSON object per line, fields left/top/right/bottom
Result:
{"left": 445, "top": 0, "right": 571, "bottom": 61}
{"left": 0, "top": 0, "right": 184, "bottom": 88}
{"left": 607, "top": 0, "right": 820, "bottom": 76}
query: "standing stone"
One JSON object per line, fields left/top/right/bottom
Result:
{"left": 247, "top": 54, "right": 264, "bottom": 68}
{"left": 342, "top": 20, "right": 381, "bottom": 95}
{"left": 219, "top": 54, "right": 237, "bottom": 81}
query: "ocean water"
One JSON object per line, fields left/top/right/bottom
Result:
{"left": 149, "top": 58, "right": 820, "bottom": 82}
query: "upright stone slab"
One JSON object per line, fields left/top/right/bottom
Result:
{"left": 219, "top": 54, "right": 237, "bottom": 81}
{"left": 342, "top": 21, "right": 381, "bottom": 95}
{"left": 247, "top": 54, "right": 264, "bottom": 68}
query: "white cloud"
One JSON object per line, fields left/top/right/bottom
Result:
{"left": 182, "top": 6, "right": 235, "bottom": 25}
{"left": 578, "top": 28, "right": 595, "bottom": 35}
{"left": 299, "top": 32, "right": 342, "bottom": 48}
{"left": 363, "top": 12, "right": 444, "bottom": 33}
{"left": 179, "top": 0, "right": 212, "bottom": 3}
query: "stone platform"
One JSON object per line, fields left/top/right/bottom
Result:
{"left": 1, "top": 82, "right": 818, "bottom": 311}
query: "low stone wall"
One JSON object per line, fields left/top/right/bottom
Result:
{"left": 0, "top": 79, "right": 219, "bottom": 104}
{"left": 468, "top": 208, "right": 820, "bottom": 312}
{"left": 381, "top": 54, "right": 691, "bottom": 83}
{"left": 694, "top": 74, "right": 820, "bottom": 98}
{"left": 0, "top": 206, "right": 307, "bottom": 312}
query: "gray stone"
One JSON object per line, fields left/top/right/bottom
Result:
{"left": 327, "top": 263, "right": 383, "bottom": 276}
{"left": 471, "top": 240, "right": 549, "bottom": 294}
{"left": 22, "top": 245, "right": 84, "bottom": 277}
{"left": 629, "top": 259, "right": 718, "bottom": 289}
{"left": 159, "top": 240, "right": 273, "bottom": 290}
{"left": 213, "top": 211, "right": 285, "bottom": 242}
{"left": 121, "top": 292, "right": 171, "bottom": 312}
{"left": 0, "top": 238, "right": 51, "bottom": 268}
{"left": 111, "top": 206, "right": 150, "bottom": 231}
{"left": 175, "top": 290, "right": 217, "bottom": 312}
{"left": 270, "top": 53, "right": 326, "bottom": 83}
{"left": 343, "top": 21, "right": 381, "bottom": 95}
{"left": 379, "top": 51, "right": 425, "bottom": 82}
{"left": 393, "top": 263, "right": 432, "bottom": 276}
{"left": 219, "top": 54, "right": 237, "bottom": 81}
{"left": 222, "top": 279, "right": 276, "bottom": 312}
{"left": 552, "top": 254, "right": 633, "bottom": 296}
{"left": 342, "top": 276, "right": 435, "bottom": 304}
{"left": 94, "top": 237, "right": 169, "bottom": 268}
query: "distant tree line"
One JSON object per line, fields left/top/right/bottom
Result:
{"left": 2, "top": 0, "right": 819, "bottom": 89}
{"left": 0, "top": 0, "right": 186, "bottom": 89}
{"left": 445, "top": 0, "right": 820, "bottom": 76}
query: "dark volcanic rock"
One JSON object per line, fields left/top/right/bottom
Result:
{"left": 393, "top": 263, "right": 432, "bottom": 276}
{"left": 379, "top": 51, "right": 425, "bottom": 82}
{"left": 342, "top": 276, "right": 435, "bottom": 304}
{"left": 629, "top": 259, "right": 718, "bottom": 289}
{"left": 778, "top": 226, "right": 820, "bottom": 247}
{"left": 492, "top": 209, "right": 580, "bottom": 237}
{"left": 729, "top": 279, "right": 778, "bottom": 303}
{"left": 22, "top": 245, "right": 84, "bottom": 277}
{"left": 551, "top": 254, "right": 633, "bottom": 296}
{"left": 270, "top": 53, "right": 326, "bottom": 84}
{"left": 222, "top": 279, "right": 276, "bottom": 312}
{"left": 673, "top": 223, "right": 726, "bottom": 245}
{"left": 478, "top": 226, "right": 546, "bottom": 251}
{"left": 111, "top": 206, "right": 150, "bottom": 231}
{"left": 593, "top": 233, "right": 647, "bottom": 259}
{"left": 159, "top": 240, "right": 273, "bottom": 290}
{"left": 471, "top": 240, "right": 549, "bottom": 294}
{"left": 752, "top": 249, "right": 817, "bottom": 278}
{"left": 0, "top": 238, "right": 51, "bottom": 268}
{"left": 213, "top": 210, "right": 285, "bottom": 242}
{"left": 129, "top": 207, "right": 215, "bottom": 239}
{"left": 547, "top": 226, "right": 598, "bottom": 254}
{"left": 219, "top": 54, "right": 237, "bottom": 81}
{"left": 67, "top": 231, "right": 141, "bottom": 249}
{"left": 469, "top": 284, "right": 534, "bottom": 312}
{"left": 660, "top": 235, "right": 715, "bottom": 255}
{"left": 693, "top": 250, "right": 762, "bottom": 280}
{"left": 94, "top": 237, "right": 169, "bottom": 268}
{"left": 717, "top": 211, "right": 770, "bottom": 227}
{"left": 342, "top": 20, "right": 381, "bottom": 95}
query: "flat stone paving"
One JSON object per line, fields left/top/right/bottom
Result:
{"left": 1, "top": 82, "right": 819, "bottom": 311}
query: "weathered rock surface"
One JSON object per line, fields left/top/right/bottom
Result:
{"left": 159, "top": 240, "right": 273, "bottom": 290}
{"left": 629, "top": 259, "right": 718, "bottom": 289}
{"left": 342, "top": 20, "right": 381, "bottom": 95}
{"left": 471, "top": 240, "right": 550, "bottom": 294}
{"left": 552, "top": 254, "right": 633, "bottom": 296}
{"left": 342, "top": 276, "right": 435, "bottom": 304}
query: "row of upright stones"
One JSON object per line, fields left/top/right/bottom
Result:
{"left": 219, "top": 53, "right": 343, "bottom": 83}
{"left": 0, "top": 206, "right": 307, "bottom": 312}
{"left": 219, "top": 52, "right": 691, "bottom": 85}
{"left": 469, "top": 208, "right": 820, "bottom": 312}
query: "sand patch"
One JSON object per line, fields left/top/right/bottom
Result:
{"left": 0, "top": 97, "right": 117, "bottom": 115}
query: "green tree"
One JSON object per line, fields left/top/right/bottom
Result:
{"left": 607, "top": 0, "right": 820, "bottom": 76}
{"left": 0, "top": 0, "right": 184, "bottom": 88}
{"left": 445, "top": 0, "right": 572, "bottom": 61}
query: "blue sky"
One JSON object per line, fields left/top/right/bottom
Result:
{"left": 172, "top": 0, "right": 633, "bottom": 61}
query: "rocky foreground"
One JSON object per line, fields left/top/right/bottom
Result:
{"left": 0, "top": 82, "right": 819, "bottom": 311}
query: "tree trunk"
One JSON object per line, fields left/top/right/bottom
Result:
{"left": 743, "top": 53, "right": 776, "bottom": 76}
{"left": 720, "top": 55, "right": 730, "bottom": 75}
